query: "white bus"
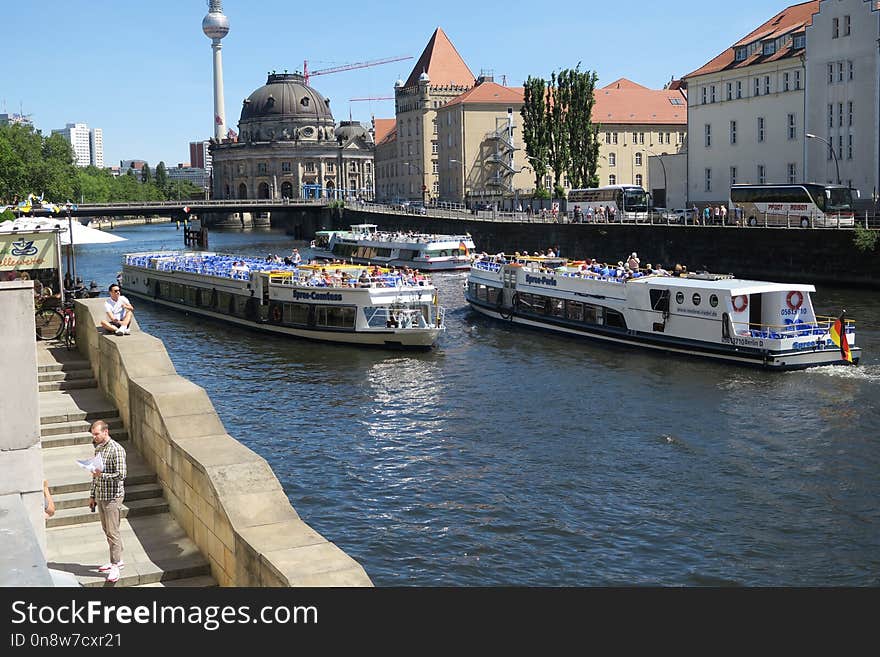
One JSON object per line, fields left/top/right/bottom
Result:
{"left": 567, "top": 185, "right": 649, "bottom": 222}
{"left": 730, "top": 183, "right": 855, "bottom": 228}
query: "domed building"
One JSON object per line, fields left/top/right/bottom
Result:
{"left": 210, "top": 72, "right": 375, "bottom": 201}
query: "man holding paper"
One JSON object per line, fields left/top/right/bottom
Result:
{"left": 88, "top": 420, "right": 127, "bottom": 583}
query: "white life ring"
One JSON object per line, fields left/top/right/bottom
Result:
{"left": 732, "top": 295, "right": 749, "bottom": 312}
{"left": 786, "top": 290, "right": 804, "bottom": 311}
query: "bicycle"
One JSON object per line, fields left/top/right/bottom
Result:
{"left": 35, "top": 299, "right": 76, "bottom": 349}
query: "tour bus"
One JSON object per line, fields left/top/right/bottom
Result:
{"left": 567, "top": 185, "right": 649, "bottom": 222}
{"left": 729, "top": 183, "right": 855, "bottom": 228}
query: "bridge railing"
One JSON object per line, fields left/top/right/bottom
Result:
{"left": 76, "top": 198, "right": 330, "bottom": 210}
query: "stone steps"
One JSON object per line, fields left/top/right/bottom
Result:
{"left": 42, "top": 427, "right": 128, "bottom": 449}
{"left": 46, "top": 496, "right": 170, "bottom": 529}
{"left": 38, "top": 368, "right": 96, "bottom": 383}
{"left": 39, "top": 378, "right": 98, "bottom": 392}
{"left": 40, "top": 416, "right": 123, "bottom": 436}
{"left": 52, "top": 482, "right": 162, "bottom": 510}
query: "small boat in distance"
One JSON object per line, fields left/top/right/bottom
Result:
{"left": 465, "top": 256, "right": 860, "bottom": 369}
{"left": 310, "top": 224, "right": 475, "bottom": 271}
{"left": 121, "top": 251, "right": 445, "bottom": 349}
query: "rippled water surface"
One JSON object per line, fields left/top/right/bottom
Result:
{"left": 73, "top": 224, "right": 880, "bottom": 585}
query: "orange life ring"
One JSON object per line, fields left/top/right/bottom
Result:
{"left": 271, "top": 305, "right": 282, "bottom": 322}
{"left": 786, "top": 290, "right": 804, "bottom": 311}
{"left": 732, "top": 295, "right": 749, "bottom": 312}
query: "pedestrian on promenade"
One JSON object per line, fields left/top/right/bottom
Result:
{"left": 89, "top": 419, "right": 127, "bottom": 583}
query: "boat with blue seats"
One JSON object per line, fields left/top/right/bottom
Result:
{"left": 310, "top": 224, "right": 475, "bottom": 271}
{"left": 121, "top": 251, "right": 445, "bottom": 349}
{"left": 465, "top": 256, "right": 859, "bottom": 369}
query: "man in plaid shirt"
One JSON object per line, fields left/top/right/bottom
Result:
{"left": 88, "top": 419, "right": 127, "bottom": 583}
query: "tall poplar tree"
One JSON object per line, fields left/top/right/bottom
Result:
{"left": 547, "top": 70, "right": 570, "bottom": 197}
{"left": 564, "top": 66, "right": 600, "bottom": 189}
{"left": 155, "top": 161, "right": 168, "bottom": 192}
{"left": 521, "top": 76, "right": 549, "bottom": 195}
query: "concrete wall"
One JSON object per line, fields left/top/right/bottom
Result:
{"left": 337, "top": 208, "right": 879, "bottom": 287}
{"left": 0, "top": 281, "right": 47, "bottom": 559}
{"left": 76, "top": 299, "right": 372, "bottom": 586}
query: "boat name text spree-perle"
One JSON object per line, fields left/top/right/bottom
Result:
{"left": 122, "top": 251, "right": 445, "bottom": 349}
{"left": 465, "top": 257, "right": 859, "bottom": 369}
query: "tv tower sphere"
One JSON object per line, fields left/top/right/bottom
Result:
{"left": 202, "top": 9, "right": 229, "bottom": 40}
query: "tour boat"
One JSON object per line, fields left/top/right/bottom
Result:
{"left": 465, "top": 257, "right": 860, "bottom": 369}
{"left": 310, "top": 224, "right": 475, "bottom": 271}
{"left": 121, "top": 251, "right": 445, "bottom": 349}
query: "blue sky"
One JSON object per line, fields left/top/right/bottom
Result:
{"left": 4, "top": 0, "right": 786, "bottom": 167}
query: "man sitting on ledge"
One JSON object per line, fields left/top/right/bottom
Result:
{"left": 100, "top": 284, "right": 134, "bottom": 335}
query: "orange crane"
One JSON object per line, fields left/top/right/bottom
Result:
{"left": 349, "top": 96, "right": 395, "bottom": 102}
{"left": 303, "top": 55, "right": 413, "bottom": 86}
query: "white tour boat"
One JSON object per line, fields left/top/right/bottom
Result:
{"left": 465, "top": 257, "right": 860, "bottom": 369}
{"left": 121, "top": 251, "right": 445, "bottom": 349}
{"left": 310, "top": 224, "right": 475, "bottom": 271}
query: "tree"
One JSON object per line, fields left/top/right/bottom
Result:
{"left": 521, "top": 76, "right": 549, "bottom": 194}
{"left": 546, "top": 69, "right": 570, "bottom": 197}
{"left": 155, "top": 161, "right": 168, "bottom": 193}
{"left": 141, "top": 163, "right": 152, "bottom": 185}
{"left": 563, "top": 66, "right": 600, "bottom": 190}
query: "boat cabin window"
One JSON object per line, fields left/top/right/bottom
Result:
{"left": 649, "top": 289, "right": 669, "bottom": 312}
{"left": 604, "top": 309, "right": 627, "bottom": 329}
{"left": 516, "top": 292, "right": 546, "bottom": 314}
{"left": 284, "top": 302, "right": 310, "bottom": 326}
{"left": 548, "top": 298, "right": 565, "bottom": 318}
{"left": 314, "top": 305, "right": 356, "bottom": 329}
{"left": 566, "top": 300, "right": 584, "bottom": 321}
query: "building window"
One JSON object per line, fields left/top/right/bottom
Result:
{"left": 701, "top": 87, "right": 706, "bottom": 104}
{"left": 795, "top": 70, "right": 801, "bottom": 89}
{"left": 609, "top": 174, "right": 616, "bottom": 185}
{"left": 327, "top": 162, "right": 335, "bottom": 172}
{"left": 634, "top": 152, "right": 642, "bottom": 166}
{"left": 281, "top": 161, "right": 291, "bottom": 172}
{"left": 710, "top": 85, "right": 716, "bottom": 103}
{"left": 754, "top": 78, "right": 760, "bottom": 96}
{"left": 730, "top": 120, "right": 737, "bottom": 144}
{"left": 736, "top": 80, "right": 742, "bottom": 99}
{"left": 828, "top": 63, "right": 834, "bottom": 84}
{"left": 608, "top": 152, "right": 616, "bottom": 167}
{"left": 306, "top": 162, "right": 315, "bottom": 172}
{"left": 432, "top": 162, "right": 438, "bottom": 174}
{"left": 726, "top": 82, "right": 732, "bottom": 101}
{"left": 828, "top": 103, "right": 834, "bottom": 128}
{"left": 838, "top": 135, "right": 843, "bottom": 160}
{"left": 844, "top": 15, "right": 850, "bottom": 36}
{"left": 635, "top": 174, "right": 642, "bottom": 187}
{"left": 730, "top": 166, "right": 737, "bottom": 185}
{"left": 758, "top": 164, "right": 766, "bottom": 184}
{"left": 764, "top": 75, "right": 770, "bottom": 95}
{"left": 827, "top": 134, "right": 833, "bottom": 160}
{"left": 788, "top": 163, "right": 796, "bottom": 184}
{"left": 793, "top": 34, "right": 805, "bottom": 49}
{"left": 632, "top": 132, "right": 638, "bottom": 143}
{"left": 757, "top": 117, "right": 765, "bottom": 142}
{"left": 838, "top": 102, "right": 843, "bottom": 127}
{"left": 432, "top": 119, "right": 437, "bottom": 134}
{"left": 735, "top": 47, "right": 747, "bottom": 61}
{"left": 433, "top": 180, "right": 439, "bottom": 194}
{"left": 704, "top": 124, "right": 711, "bottom": 147}
{"left": 833, "top": 17, "right": 839, "bottom": 38}
{"left": 705, "top": 168, "right": 712, "bottom": 192}
{"left": 838, "top": 62, "right": 844, "bottom": 82}
{"left": 612, "top": 132, "right": 618, "bottom": 144}
{"left": 783, "top": 72, "right": 789, "bottom": 91}
{"left": 848, "top": 101, "right": 853, "bottom": 126}
{"left": 639, "top": 133, "right": 645, "bottom": 145}
{"left": 847, "top": 134, "right": 853, "bottom": 160}
{"left": 431, "top": 142, "right": 438, "bottom": 154}
{"left": 605, "top": 132, "right": 611, "bottom": 144}
{"left": 257, "top": 162, "right": 267, "bottom": 174}
{"left": 848, "top": 60, "right": 853, "bottom": 81}
{"left": 787, "top": 113, "right": 796, "bottom": 140}
{"left": 763, "top": 41, "right": 775, "bottom": 56}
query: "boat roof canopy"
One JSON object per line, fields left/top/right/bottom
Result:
{"left": 641, "top": 276, "right": 815, "bottom": 295}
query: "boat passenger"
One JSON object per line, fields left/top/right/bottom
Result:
{"left": 627, "top": 252, "right": 640, "bottom": 271}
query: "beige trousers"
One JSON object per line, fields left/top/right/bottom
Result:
{"left": 97, "top": 495, "right": 125, "bottom": 564}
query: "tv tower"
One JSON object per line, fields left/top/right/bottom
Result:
{"left": 202, "top": 0, "right": 230, "bottom": 140}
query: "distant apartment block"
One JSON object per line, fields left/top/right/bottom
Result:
{"left": 168, "top": 164, "right": 210, "bottom": 188}
{"left": 52, "top": 122, "right": 103, "bottom": 168}
{"left": 0, "top": 113, "right": 34, "bottom": 127}
{"left": 120, "top": 159, "right": 148, "bottom": 171}
{"left": 189, "top": 140, "right": 212, "bottom": 172}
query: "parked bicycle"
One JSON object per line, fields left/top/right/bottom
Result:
{"left": 34, "top": 297, "right": 77, "bottom": 350}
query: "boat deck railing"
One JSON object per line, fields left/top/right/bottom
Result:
{"left": 741, "top": 316, "right": 855, "bottom": 340}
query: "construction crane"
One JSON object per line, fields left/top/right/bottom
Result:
{"left": 349, "top": 97, "right": 395, "bottom": 102}
{"left": 303, "top": 55, "right": 413, "bottom": 86}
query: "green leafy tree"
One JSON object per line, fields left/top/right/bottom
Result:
{"left": 141, "top": 163, "right": 152, "bottom": 185}
{"left": 564, "top": 66, "right": 600, "bottom": 190}
{"left": 547, "top": 70, "right": 570, "bottom": 197}
{"left": 155, "top": 161, "right": 168, "bottom": 193}
{"left": 521, "top": 76, "right": 549, "bottom": 194}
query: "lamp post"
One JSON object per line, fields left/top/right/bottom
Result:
{"left": 641, "top": 148, "right": 667, "bottom": 209}
{"left": 806, "top": 133, "right": 840, "bottom": 184}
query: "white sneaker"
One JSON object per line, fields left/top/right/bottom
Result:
{"left": 121, "top": 326, "right": 131, "bottom": 335}
{"left": 106, "top": 565, "right": 120, "bottom": 583}
{"left": 115, "top": 327, "right": 124, "bottom": 335}
{"left": 98, "top": 561, "right": 124, "bottom": 572}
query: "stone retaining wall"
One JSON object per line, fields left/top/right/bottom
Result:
{"left": 75, "top": 299, "right": 372, "bottom": 586}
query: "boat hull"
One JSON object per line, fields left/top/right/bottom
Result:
{"left": 466, "top": 298, "right": 861, "bottom": 370}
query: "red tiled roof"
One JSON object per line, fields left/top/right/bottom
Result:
{"left": 443, "top": 81, "right": 524, "bottom": 108}
{"left": 685, "top": 1, "right": 819, "bottom": 79}
{"left": 376, "top": 125, "right": 397, "bottom": 147}
{"left": 602, "top": 78, "right": 649, "bottom": 90}
{"left": 403, "top": 27, "right": 475, "bottom": 88}
{"left": 593, "top": 87, "right": 688, "bottom": 125}
{"left": 373, "top": 118, "right": 395, "bottom": 144}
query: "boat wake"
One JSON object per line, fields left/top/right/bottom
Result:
{"left": 799, "top": 363, "right": 880, "bottom": 383}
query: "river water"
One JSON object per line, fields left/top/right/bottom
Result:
{"left": 71, "top": 223, "right": 880, "bottom": 586}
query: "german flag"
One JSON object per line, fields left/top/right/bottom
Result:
{"left": 829, "top": 310, "right": 853, "bottom": 363}
{"left": 459, "top": 241, "right": 469, "bottom": 256}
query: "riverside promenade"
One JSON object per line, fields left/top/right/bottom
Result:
{"left": 1, "top": 283, "right": 372, "bottom": 587}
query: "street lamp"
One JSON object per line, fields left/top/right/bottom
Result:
{"left": 641, "top": 148, "right": 667, "bottom": 208}
{"left": 806, "top": 133, "right": 840, "bottom": 184}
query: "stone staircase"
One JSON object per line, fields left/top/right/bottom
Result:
{"left": 38, "top": 342, "right": 217, "bottom": 587}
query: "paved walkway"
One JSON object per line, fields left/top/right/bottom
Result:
{"left": 38, "top": 341, "right": 216, "bottom": 587}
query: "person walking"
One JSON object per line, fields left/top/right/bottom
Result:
{"left": 88, "top": 419, "right": 127, "bottom": 583}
